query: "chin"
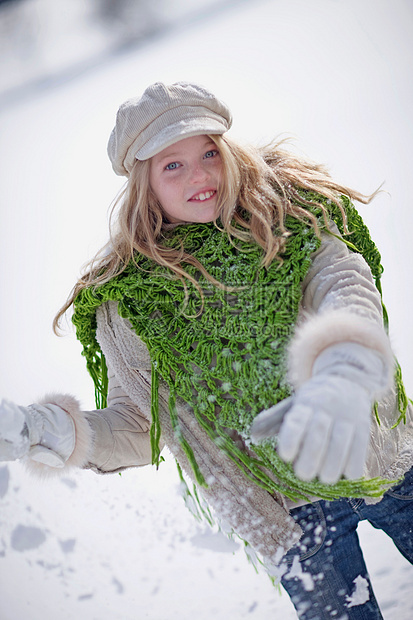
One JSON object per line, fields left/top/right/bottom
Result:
{"left": 195, "top": 209, "right": 217, "bottom": 223}
{"left": 197, "top": 216, "right": 215, "bottom": 223}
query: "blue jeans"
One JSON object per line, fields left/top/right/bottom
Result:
{"left": 280, "top": 466, "right": 413, "bottom": 619}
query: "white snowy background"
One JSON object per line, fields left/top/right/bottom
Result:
{"left": 1, "top": 0, "right": 413, "bottom": 618}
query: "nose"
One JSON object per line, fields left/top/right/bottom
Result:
{"left": 188, "top": 162, "right": 209, "bottom": 184}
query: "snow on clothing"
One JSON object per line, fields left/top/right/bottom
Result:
{"left": 71, "top": 199, "right": 404, "bottom": 503}
{"left": 280, "top": 469, "right": 413, "bottom": 619}
{"left": 26, "top": 211, "right": 413, "bottom": 569}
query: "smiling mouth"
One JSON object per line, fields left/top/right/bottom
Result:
{"left": 189, "top": 190, "right": 216, "bottom": 202}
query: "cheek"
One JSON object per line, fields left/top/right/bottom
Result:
{"left": 165, "top": 176, "right": 185, "bottom": 196}
{"left": 149, "top": 165, "right": 186, "bottom": 207}
{"left": 149, "top": 172, "right": 168, "bottom": 205}
{"left": 213, "top": 159, "right": 223, "bottom": 182}
{"left": 148, "top": 169, "right": 160, "bottom": 201}
{"left": 155, "top": 180, "right": 182, "bottom": 210}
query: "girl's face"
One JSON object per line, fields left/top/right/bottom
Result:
{"left": 149, "top": 135, "right": 222, "bottom": 224}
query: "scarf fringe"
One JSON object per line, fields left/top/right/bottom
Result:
{"left": 73, "top": 194, "right": 408, "bottom": 503}
{"left": 149, "top": 361, "right": 162, "bottom": 468}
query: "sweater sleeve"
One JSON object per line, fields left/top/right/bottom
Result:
{"left": 288, "top": 225, "right": 394, "bottom": 388}
{"left": 80, "top": 300, "right": 162, "bottom": 473}
{"left": 25, "top": 300, "right": 157, "bottom": 477}
{"left": 24, "top": 362, "right": 153, "bottom": 477}
{"left": 83, "top": 363, "right": 153, "bottom": 473}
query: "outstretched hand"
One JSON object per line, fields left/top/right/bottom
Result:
{"left": 251, "top": 341, "right": 390, "bottom": 485}
{"left": 0, "top": 399, "right": 30, "bottom": 461}
{"left": 0, "top": 398, "right": 76, "bottom": 467}
{"left": 250, "top": 375, "right": 372, "bottom": 484}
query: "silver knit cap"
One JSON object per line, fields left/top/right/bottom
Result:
{"left": 107, "top": 82, "right": 233, "bottom": 177}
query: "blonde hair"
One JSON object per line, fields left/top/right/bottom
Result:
{"left": 53, "top": 135, "right": 374, "bottom": 333}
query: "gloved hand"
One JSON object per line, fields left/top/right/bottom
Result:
{"left": 0, "top": 399, "right": 76, "bottom": 468}
{"left": 250, "top": 342, "right": 390, "bottom": 484}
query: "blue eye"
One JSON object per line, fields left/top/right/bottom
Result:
{"left": 165, "top": 162, "right": 180, "bottom": 170}
{"left": 204, "top": 150, "right": 218, "bottom": 159}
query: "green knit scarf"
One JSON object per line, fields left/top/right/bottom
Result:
{"left": 72, "top": 194, "right": 409, "bottom": 501}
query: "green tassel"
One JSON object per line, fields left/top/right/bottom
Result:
{"left": 176, "top": 461, "right": 213, "bottom": 524}
{"left": 90, "top": 352, "right": 108, "bottom": 409}
{"left": 150, "top": 360, "right": 162, "bottom": 467}
{"left": 373, "top": 402, "right": 381, "bottom": 426}
{"left": 374, "top": 278, "right": 390, "bottom": 331}
{"left": 392, "top": 360, "right": 412, "bottom": 427}
{"left": 100, "top": 354, "right": 109, "bottom": 408}
{"left": 169, "top": 391, "right": 207, "bottom": 487}
{"left": 192, "top": 483, "right": 214, "bottom": 526}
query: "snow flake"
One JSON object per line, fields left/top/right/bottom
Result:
{"left": 346, "top": 575, "right": 370, "bottom": 608}
{"left": 285, "top": 555, "right": 315, "bottom": 591}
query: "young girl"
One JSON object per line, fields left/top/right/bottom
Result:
{"left": 1, "top": 81, "right": 412, "bottom": 619}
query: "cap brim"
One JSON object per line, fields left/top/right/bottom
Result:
{"left": 135, "top": 116, "right": 228, "bottom": 161}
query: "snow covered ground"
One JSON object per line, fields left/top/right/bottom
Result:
{"left": 1, "top": 1, "right": 413, "bottom": 618}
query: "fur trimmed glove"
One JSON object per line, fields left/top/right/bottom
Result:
{"left": 0, "top": 399, "right": 76, "bottom": 468}
{"left": 250, "top": 342, "right": 392, "bottom": 484}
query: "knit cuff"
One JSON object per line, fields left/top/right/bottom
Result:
{"left": 25, "top": 394, "right": 94, "bottom": 478}
{"left": 288, "top": 310, "right": 394, "bottom": 389}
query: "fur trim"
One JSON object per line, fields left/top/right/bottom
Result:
{"left": 25, "top": 393, "right": 94, "bottom": 478}
{"left": 288, "top": 310, "right": 394, "bottom": 389}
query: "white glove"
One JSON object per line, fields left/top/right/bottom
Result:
{"left": 251, "top": 343, "right": 390, "bottom": 484}
{"left": 0, "top": 399, "right": 76, "bottom": 468}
